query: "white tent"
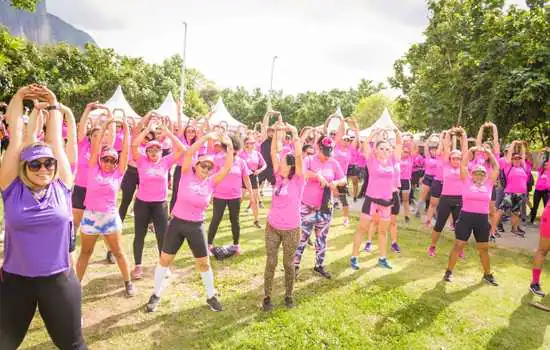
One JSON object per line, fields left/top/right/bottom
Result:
{"left": 325, "top": 106, "right": 345, "bottom": 132}
{"left": 359, "top": 108, "right": 399, "bottom": 138}
{"left": 154, "top": 91, "right": 188, "bottom": 123}
{"left": 208, "top": 97, "right": 242, "bottom": 129}
{"left": 89, "top": 85, "right": 141, "bottom": 120}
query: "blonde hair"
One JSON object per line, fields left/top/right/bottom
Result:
{"left": 18, "top": 142, "right": 58, "bottom": 189}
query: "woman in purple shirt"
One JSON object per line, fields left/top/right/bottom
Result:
{"left": 0, "top": 85, "right": 86, "bottom": 349}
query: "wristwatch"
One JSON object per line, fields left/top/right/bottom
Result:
{"left": 45, "top": 103, "right": 61, "bottom": 111}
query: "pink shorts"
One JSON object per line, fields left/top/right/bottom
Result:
{"left": 361, "top": 196, "right": 392, "bottom": 221}
{"left": 541, "top": 204, "right": 550, "bottom": 238}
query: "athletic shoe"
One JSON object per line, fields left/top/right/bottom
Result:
{"left": 254, "top": 220, "right": 262, "bottom": 229}
{"left": 378, "top": 257, "right": 393, "bottom": 269}
{"left": 262, "top": 297, "right": 273, "bottom": 312}
{"left": 350, "top": 256, "right": 360, "bottom": 270}
{"left": 428, "top": 246, "right": 436, "bottom": 257}
{"left": 313, "top": 266, "right": 332, "bottom": 279}
{"left": 333, "top": 202, "right": 340, "bottom": 210}
{"left": 125, "top": 281, "right": 136, "bottom": 297}
{"left": 404, "top": 216, "right": 410, "bottom": 224}
{"left": 232, "top": 244, "right": 242, "bottom": 255}
{"left": 131, "top": 266, "right": 144, "bottom": 280}
{"left": 458, "top": 250, "right": 465, "bottom": 259}
{"left": 489, "top": 234, "right": 496, "bottom": 242}
{"left": 343, "top": 218, "right": 350, "bottom": 227}
{"left": 483, "top": 273, "right": 498, "bottom": 286}
{"left": 364, "top": 241, "right": 372, "bottom": 253}
{"left": 494, "top": 232, "right": 502, "bottom": 238}
{"left": 207, "top": 295, "right": 223, "bottom": 312}
{"left": 259, "top": 202, "right": 264, "bottom": 209}
{"left": 497, "top": 224, "right": 505, "bottom": 233}
{"left": 530, "top": 283, "right": 546, "bottom": 297}
{"left": 517, "top": 227, "right": 526, "bottom": 235}
{"left": 443, "top": 269, "right": 453, "bottom": 282}
{"left": 146, "top": 294, "right": 161, "bottom": 312}
{"left": 391, "top": 242, "right": 401, "bottom": 254}
{"left": 106, "top": 251, "right": 116, "bottom": 264}
{"left": 284, "top": 296, "right": 295, "bottom": 308}
{"left": 415, "top": 210, "right": 421, "bottom": 218}
{"left": 512, "top": 229, "right": 525, "bottom": 238}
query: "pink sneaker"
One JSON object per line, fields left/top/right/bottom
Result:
{"left": 131, "top": 265, "right": 143, "bottom": 280}
{"left": 232, "top": 244, "right": 242, "bottom": 255}
{"left": 428, "top": 246, "right": 436, "bottom": 257}
{"left": 458, "top": 250, "right": 465, "bottom": 259}
{"left": 208, "top": 245, "right": 214, "bottom": 257}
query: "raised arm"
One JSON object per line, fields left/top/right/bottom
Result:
{"left": 460, "top": 147, "right": 474, "bottom": 181}
{"left": 117, "top": 119, "right": 130, "bottom": 174}
{"left": 334, "top": 116, "right": 345, "bottom": 144}
{"left": 458, "top": 127, "right": 468, "bottom": 154}
{"left": 363, "top": 128, "right": 379, "bottom": 160}
{"left": 270, "top": 121, "right": 284, "bottom": 174}
{"left": 213, "top": 134, "right": 235, "bottom": 185}
{"left": 393, "top": 129, "right": 403, "bottom": 161}
{"left": 182, "top": 132, "right": 215, "bottom": 173}
{"left": 288, "top": 124, "right": 304, "bottom": 178}
{"left": 24, "top": 101, "right": 43, "bottom": 145}
{"left": 61, "top": 103, "right": 77, "bottom": 168}
{"left": 161, "top": 126, "right": 186, "bottom": 160}
{"left": 485, "top": 145, "right": 500, "bottom": 183}
{"left": 89, "top": 120, "right": 113, "bottom": 167}
{"left": 442, "top": 129, "right": 452, "bottom": 161}
{"left": 131, "top": 124, "right": 151, "bottom": 161}
{"left": 77, "top": 102, "right": 95, "bottom": 142}
{"left": 476, "top": 123, "right": 486, "bottom": 147}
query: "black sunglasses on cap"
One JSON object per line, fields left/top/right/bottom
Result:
{"left": 27, "top": 158, "right": 56, "bottom": 172}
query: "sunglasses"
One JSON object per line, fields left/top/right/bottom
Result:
{"left": 512, "top": 157, "right": 522, "bottom": 160}
{"left": 146, "top": 147, "right": 161, "bottom": 154}
{"left": 378, "top": 147, "right": 391, "bottom": 152}
{"left": 246, "top": 142, "right": 255, "bottom": 145}
{"left": 27, "top": 158, "right": 56, "bottom": 172}
{"left": 101, "top": 157, "right": 118, "bottom": 165}
{"left": 451, "top": 156, "right": 462, "bottom": 160}
{"left": 198, "top": 162, "right": 213, "bottom": 171}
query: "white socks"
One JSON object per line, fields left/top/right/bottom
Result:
{"left": 201, "top": 269, "right": 216, "bottom": 298}
{"left": 154, "top": 265, "right": 169, "bottom": 297}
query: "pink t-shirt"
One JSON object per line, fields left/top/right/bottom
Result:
{"left": 400, "top": 157, "right": 412, "bottom": 180}
{"left": 468, "top": 153, "right": 492, "bottom": 173}
{"left": 412, "top": 155, "right": 425, "bottom": 172}
{"left": 334, "top": 144, "right": 353, "bottom": 174}
{"left": 267, "top": 175, "right": 306, "bottom": 230}
{"left": 356, "top": 151, "right": 367, "bottom": 168}
{"left": 136, "top": 154, "right": 177, "bottom": 202}
{"left": 172, "top": 170, "right": 215, "bottom": 222}
{"left": 461, "top": 178, "right": 493, "bottom": 214}
{"left": 393, "top": 160, "right": 401, "bottom": 190}
{"left": 84, "top": 165, "right": 124, "bottom": 213}
{"left": 503, "top": 161, "right": 528, "bottom": 194}
{"left": 213, "top": 157, "right": 250, "bottom": 200}
{"left": 302, "top": 155, "right": 344, "bottom": 208}
{"left": 424, "top": 156, "right": 437, "bottom": 176}
{"left": 75, "top": 139, "right": 92, "bottom": 187}
{"left": 113, "top": 130, "right": 124, "bottom": 152}
{"left": 366, "top": 155, "right": 394, "bottom": 201}
{"left": 441, "top": 163, "right": 462, "bottom": 196}
{"left": 434, "top": 156, "right": 444, "bottom": 181}
{"left": 238, "top": 150, "right": 265, "bottom": 172}
{"left": 349, "top": 147, "right": 359, "bottom": 166}
{"left": 535, "top": 170, "right": 550, "bottom": 191}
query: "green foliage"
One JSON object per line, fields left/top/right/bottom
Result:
{"left": 8, "top": 0, "right": 39, "bottom": 11}
{"left": 354, "top": 93, "right": 393, "bottom": 128}
{"left": 391, "top": 0, "right": 550, "bottom": 144}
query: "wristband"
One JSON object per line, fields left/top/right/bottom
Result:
{"left": 45, "top": 103, "right": 61, "bottom": 111}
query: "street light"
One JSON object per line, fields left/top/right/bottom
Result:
{"left": 267, "top": 55, "right": 278, "bottom": 112}
{"left": 180, "top": 21, "right": 188, "bottom": 106}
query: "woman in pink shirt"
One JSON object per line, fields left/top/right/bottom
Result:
{"left": 415, "top": 138, "right": 440, "bottom": 217}
{"left": 530, "top": 159, "right": 549, "bottom": 224}
{"left": 263, "top": 122, "right": 304, "bottom": 311}
{"left": 129, "top": 122, "right": 186, "bottom": 280}
{"left": 425, "top": 132, "right": 446, "bottom": 227}
{"left": 428, "top": 128, "right": 467, "bottom": 257}
{"left": 399, "top": 135, "right": 414, "bottom": 223}
{"left": 146, "top": 132, "right": 233, "bottom": 313}
{"left": 239, "top": 135, "right": 267, "bottom": 228}
{"left": 75, "top": 118, "right": 135, "bottom": 297}
{"left": 293, "top": 135, "right": 346, "bottom": 279}
{"left": 351, "top": 128, "right": 402, "bottom": 270}
{"left": 496, "top": 140, "right": 529, "bottom": 236}
{"left": 443, "top": 145, "right": 499, "bottom": 286}
{"left": 530, "top": 200, "right": 550, "bottom": 296}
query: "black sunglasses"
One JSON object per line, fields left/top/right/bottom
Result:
{"left": 27, "top": 158, "right": 56, "bottom": 172}
{"left": 101, "top": 157, "right": 118, "bottom": 165}
{"left": 198, "top": 162, "right": 213, "bottom": 171}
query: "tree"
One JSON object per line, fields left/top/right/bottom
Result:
{"left": 354, "top": 93, "right": 393, "bottom": 128}
{"left": 9, "top": 0, "right": 40, "bottom": 11}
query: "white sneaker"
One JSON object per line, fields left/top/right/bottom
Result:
{"left": 0, "top": 230, "right": 4, "bottom": 242}
{"left": 343, "top": 218, "right": 350, "bottom": 227}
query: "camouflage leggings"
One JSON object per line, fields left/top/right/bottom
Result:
{"left": 264, "top": 222, "right": 300, "bottom": 298}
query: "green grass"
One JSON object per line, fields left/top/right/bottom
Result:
{"left": 3, "top": 199, "right": 550, "bottom": 350}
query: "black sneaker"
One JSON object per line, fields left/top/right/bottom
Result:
{"left": 483, "top": 273, "right": 498, "bottom": 286}
{"left": 512, "top": 229, "right": 525, "bottom": 238}
{"left": 254, "top": 220, "right": 262, "bottom": 229}
{"left": 494, "top": 232, "right": 502, "bottom": 238}
{"left": 517, "top": 227, "right": 526, "bottom": 235}
{"left": 284, "top": 296, "right": 295, "bottom": 308}
{"left": 262, "top": 297, "right": 273, "bottom": 312}
{"left": 146, "top": 294, "right": 160, "bottom": 312}
{"left": 313, "top": 266, "right": 332, "bottom": 279}
{"left": 207, "top": 295, "right": 223, "bottom": 312}
{"left": 404, "top": 216, "right": 410, "bottom": 224}
{"left": 415, "top": 211, "right": 421, "bottom": 218}
{"left": 124, "top": 281, "right": 136, "bottom": 297}
{"left": 489, "top": 234, "right": 496, "bottom": 243}
{"left": 259, "top": 201, "right": 264, "bottom": 209}
{"left": 106, "top": 251, "right": 116, "bottom": 264}
{"left": 530, "top": 283, "right": 546, "bottom": 297}
{"left": 497, "top": 224, "right": 505, "bottom": 233}
{"left": 443, "top": 270, "right": 453, "bottom": 282}
{"left": 307, "top": 238, "right": 313, "bottom": 246}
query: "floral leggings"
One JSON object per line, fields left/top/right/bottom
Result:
{"left": 294, "top": 203, "right": 333, "bottom": 268}
{"left": 264, "top": 222, "right": 300, "bottom": 298}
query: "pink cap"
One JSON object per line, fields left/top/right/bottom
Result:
{"left": 145, "top": 140, "right": 162, "bottom": 150}
{"left": 100, "top": 147, "right": 118, "bottom": 160}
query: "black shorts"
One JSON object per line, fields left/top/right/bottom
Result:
{"left": 422, "top": 174, "right": 434, "bottom": 187}
{"left": 347, "top": 165, "right": 359, "bottom": 177}
{"left": 391, "top": 191, "right": 400, "bottom": 216}
{"left": 338, "top": 185, "right": 349, "bottom": 207}
{"left": 455, "top": 211, "right": 490, "bottom": 243}
{"left": 400, "top": 179, "right": 411, "bottom": 192}
{"left": 162, "top": 217, "right": 208, "bottom": 258}
{"left": 71, "top": 185, "right": 87, "bottom": 210}
{"left": 412, "top": 170, "right": 424, "bottom": 187}
{"left": 491, "top": 187, "right": 496, "bottom": 202}
{"left": 430, "top": 179, "right": 443, "bottom": 198}
{"left": 258, "top": 167, "right": 276, "bottom": 186}
{"left": 243, "top": 174, "right": 259, "bottom": 189}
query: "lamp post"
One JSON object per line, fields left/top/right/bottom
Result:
{"left": 267, "top": 55, "right": 278, "bottom": 112}
{"left": 180, "top": 21, "right": 188, "bottom": 107}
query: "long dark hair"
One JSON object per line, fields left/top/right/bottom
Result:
{"left": 223, "top": 133, "right": 242, "bottom": 155}
{"left": 183, "top": 126, "right": 197, "bottom": 145}
{"left": 286, "top": 154, "right": 296, "bottom": 180}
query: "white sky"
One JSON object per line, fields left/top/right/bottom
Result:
{"left": 46, "top": 0, "right": 527, "bottom": 96}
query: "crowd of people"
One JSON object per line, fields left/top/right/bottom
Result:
{"left": 0, "top": 84, "right": 548, "bottom": 349}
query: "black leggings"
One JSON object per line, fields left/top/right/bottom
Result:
{"left": 170, "top": 165, "right": 182, "bottom": 212}
{"left": 434, "top": 195, "right": 462, "bottom": 232}
{"left": 359, "top": 166, "right": 369, "bottom": 197}
{"left": 208, "top": 197, "right": 241, "bottom": 245}
{"left": 119, "top": 165, "right": 139, "bottom": 222}
{"left": 0, "top": 269, "right": 86, "bottom": 350}
{"left": 531, "top": 189, "right": 549, "bottom": 223}
{"left": 133, "top": 198, "right": 168, "bottom": 265}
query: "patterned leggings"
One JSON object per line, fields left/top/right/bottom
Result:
{"left": 264, "top": 222, "right": 300, "bottom": 298}
{"left": 294, "top": 203, "right": 333, "bottom": 268}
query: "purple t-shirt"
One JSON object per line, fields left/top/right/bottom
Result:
{"left": 2, "top": 179, "right": 71, "bottom": 277}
